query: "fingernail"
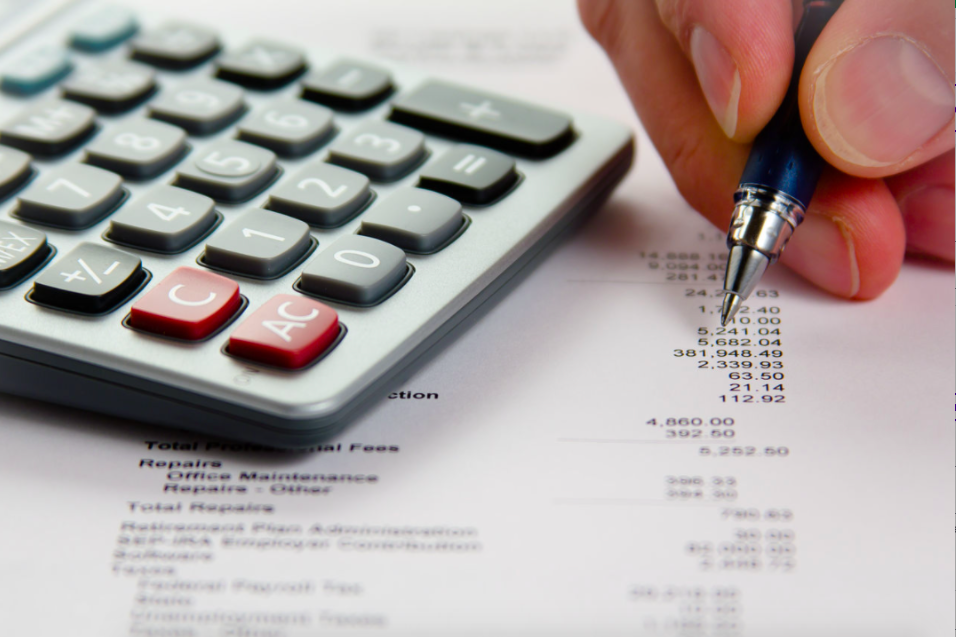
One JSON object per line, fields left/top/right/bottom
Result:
{"left": 812, "top": 37, "right": 953, "bottom": 167}
{"left": 689, "top": 25, "right": 740, "bottom": 138}
{"left": 781, "top": 213, "right": 859, "bottom": 297}
{"left": 898, "top": 186, "right": 955, "bottom": 259}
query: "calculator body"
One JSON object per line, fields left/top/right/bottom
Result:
{"left": 0, "top": 0, "right": 633, "bottom": 447}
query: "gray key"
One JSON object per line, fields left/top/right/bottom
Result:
{"left": 130, "top": 22, "right": 220, "bottom": 70}
{"left": 0, "top": 147, "right": 33, "bottom": 198}
{"left": 174, "top": 140, "right": 277, "bottom": 203}
{"left": 0, "top": 221, "right": 50, "bottom": 288}
{"left": 216, "top": 40, "right": 307, "bottom": 90}
{"left": 359, "top": 187, "right": 463, "bottom": 253}
{"left": 61, "top": 60, "right": 156, "bottom": 113}
{"left": 299, "top": 234, "right": 406, "bottom": 305}
{"left": 237, "top": 99, "right": 333, "bottom": 157}
{"left": 390, "top": 80, "right": 573, "bottom": 157}
{"left": 108, "top": 185, "right": 218, "bottom": 253}
{"left": 84, "top": 119, "right": 187, "bottom": 179}
{"left": 148, "top": 79, "right": 245, "bottom": 135}
{"left": 418, "top": 144, "right": 517, "bottom": 205}
{"left": 15, "top": 164, "right": 123, "bottom": 229}
{"left": 301, "top": 60, "right": 393, "bottom": 111}
{"left": 203, "top": 208, "right": 311, "bottom": 278}
{"left": 0, "top": 99, "right": 95, "bottom": 156}
{"left": 327, "top": 121, "right": 425, "bottom": 181}
{"left": 31, "top": 242, "right": 143, "bottom": 314}
{"left": 266, "top": 163, "right": 371, "bottom": 227}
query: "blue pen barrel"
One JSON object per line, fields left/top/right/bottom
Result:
{"left": 737, "top": 0, "right": 843, "bottom": 209}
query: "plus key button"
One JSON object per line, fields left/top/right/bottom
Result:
{"left": 228, "top": 294, "right": 340, "bottom": 369}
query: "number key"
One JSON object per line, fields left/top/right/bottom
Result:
{"left": 61, "top": 60, "right": 156, "bottom": 114}
{"left": 266, "top": 163, "right": 371, "bottom": 227}
{"left": 130, "top": 22, "right": 220, "bottom": 70}
{"left": 107, "top": 185, "right": 218, "bottom": 253}
{"left": 327, "top": 121, "right": 425, "bottom": 181}
{"left": 202, "top": 208, "right": 312, "bottom": 278}
{"left": 298, "top": 234, "right": 407, "bottom": 306}
{"left": 15, "top": 164, "right": 124, "bottom": 229}
{"left": 173, "top": 140, "right": 278, "bottom": 203}
{"left": 148, "top": 79, "right": 245, "bottom": 136}
{"left": 237, "top": 99, "right": 333, "bottom": 157}
{"left": 84, "top": 119, "right": 187, "bottom": 179}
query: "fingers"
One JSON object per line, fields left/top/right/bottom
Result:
{"left": 885, "top": 151, "right": 955, "bottom": 260}
{"left": 651, "top": 0, "right": 796, "bottom": 141}
{"left": 800, "top": 0, "right": 955, "bottom": 178}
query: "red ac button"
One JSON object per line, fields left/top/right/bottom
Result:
{"left": 130, "top": 267, "right": 242, "bottom": 340}
{"left": 228, "top": 294, "right": 339, "bottom": 369}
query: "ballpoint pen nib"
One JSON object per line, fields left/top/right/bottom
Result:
{"left": 720, "top": 293, "right": 742, "bottom": 326}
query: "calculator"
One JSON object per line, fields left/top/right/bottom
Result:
{"left": 0, "top": 1, "right": 633, "bottom": 447}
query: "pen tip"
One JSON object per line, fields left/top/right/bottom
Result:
{"left": 720, "top": 293, "right": 742, "bottom": 326}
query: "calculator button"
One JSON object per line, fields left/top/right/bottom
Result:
{"left": 148, "top": 80, "right": 245, "bottom": 136}
{"left": 228, "top": 294, "right": 339, "bottom": 369}
{"left": 0, "top": 221, "right": 50, "bottom": 289}
{"left": 299, "top": 234, "right": 406, "bottom": 305}
{"left": 69, "top": 6, "right": 138, "bottom": 52}
{"left": 84, "top": 119, "right": 187, "bottom": 179}
{"left": 236, "top": 99, "right": 333, "bottom": 157}
{"left": 216, "top": 41, "right": 307, "bottom": 90}
{"left": 129, "top": 267, "right": 241, "bottom": 340}
{"left": 301, "top": 60, "right": 393, "bottom": 111}
{"left": 0, "top": 147, "right": 33, "bottom": 199}
{"left": 173, "top": 140, "right": 277, "bottom": 203}
{"left": 30, "top": 243, "right": 143, "bottom": 314}
{"left": 1, "top": 46, "right": 72, "bottom": 96}
{"left": 61, "top": 60, "right": 155, "bottom": 114}
{"left": 418, "top": 144, "right": 518, "bottom": 205}
{"left": 389, "top": 80, "right": 573, "bottom": 157}
{"left": 327, "top": 121, "right": 425, "bottom": 181}
{"left": 266, "top": 163, "right": 371, "bottom": 227}
{"left": 0, "top": 99, "right": 95, "bottom": 156}
{"left": 202, "top": 208, "right": 311, "bottom": 278}
{"left": 359, "top": 188, "right": 463, "bottom": 253}
{"left": 107, "top": 185, "right": 217, "bottom": 253}
{"left": 15, "top": 164, "right": 123, "bottom": 229}
{"left": 130, "top": 22, "right": 220, "bottom": 70}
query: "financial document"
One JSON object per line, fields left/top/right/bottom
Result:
{"left": 0, "top": 1, "right": 953, "bottom": 636}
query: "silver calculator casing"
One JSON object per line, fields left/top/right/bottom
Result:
{"left": 0, "top": 0, "right": 634, "bottom": 447}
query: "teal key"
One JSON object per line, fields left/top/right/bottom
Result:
{"left": 70, "top": 6, "right": 138, "bottom": 52}
{"left": 1, "top": 46, "right": 72, "bottom": 96}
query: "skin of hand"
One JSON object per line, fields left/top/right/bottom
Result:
{"left": 578, "top": 0, "right": 954, "bottom": 299}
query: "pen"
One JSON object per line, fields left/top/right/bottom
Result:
{"left": 720, "top": 0, "right": 844, "bottom": 326}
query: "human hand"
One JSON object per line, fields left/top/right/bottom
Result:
{"left": 578, "top": 0, "right": 953, "bottom": 298}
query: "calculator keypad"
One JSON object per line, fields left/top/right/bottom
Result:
{"left": 84, "top": 119, "right": 187, "bottom": 179}
{"left": 15, "top": 164, "right": 124, "bottom": 229}
{"left": 107, "top": 185, "right": 218, "bottom": 253}
{"left": 216, "top": 41, "right": 307, "bottom": 90}
{"left": 174, "top": 140, "right": 277, "bottom": 203}
{"left": 30, "top": 242, "right": 143, "bottom": 314}
{"left": 61, "top": 60, "right": 156, "bottom": 114}
{"left": 0, "top": 221, "right": 49, "bottom": 289}
{"left": 328, "top": 121, "right": 426, "bottom": 181}
{"left": 0, "top": 99, "right": 95, "bottom": 156}
{"left": 298, "top": 234, "right": 406, "bottom": 306}
{"left": 202, "top": 208, "right": 311, "bottom": 278}
{"left": 359, "top": 187, "right": 463, "bottom": 253}
{"left": 0, "top": 147, "right": 34, "bottom": 199}
{"left": 228, "top": 294, "right": 339, "bottom": 369}
{"left": 129, "top": 266, "right": 241, "bottom": 340}
{"left": 130, "top": 22, "right": 220, "bottom": 70}
{"left": 148, "top": 79, "right": 245, "bottom": 136}
{"left": 418, "top": 144, "right": 518, "bottom": 205}
{"left": 266, "top": 162, "right": 371, "bottom": 227}
{"left": 302, "top": 60, "right": 393, "bottom": 111}
{"left": 237, "top": 99, "right": 334, "bottom": 158}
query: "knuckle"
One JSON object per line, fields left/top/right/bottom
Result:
{"left": 578, "top": 0, "right": 627, "bottom": 60}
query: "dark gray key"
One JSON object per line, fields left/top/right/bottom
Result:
{"left": 203, "top": 208, "right": 311, "bottom": 278}
{"left": 418, "top": 144, "right": 517, "bottom": 204}
{"left": 15, "top": 164, "right": 123, "bottom": 229}
{"left": 108, "top": 185, "right": 217, "bottom": 253}
{"left": 327, "top": 121, "right": 425, "bottom": 181}
{"left": 266, "top": 163, "right": 370, "bottom": 227}
{"left": 30, "top": 242, "right": 143, "bottom": 314}
{"left": 216, "top": 40, "right": 307, "bottom": 90}
{"left": 61, "top": 60, "right": 155, "bottom": 113}
{"left": 0, "top": 221, "right": 50, "bottom": 288}
{"left": 69, "top": 6, "right": 138, "bottom": 52}
{"left": 148, "top": 80, "right": 245, "bottom": 136}
{"left": 84, "top": 119, "right": 187, "bottom": 179}
{"left": 299, "top": 234, "right": 406, "bottom": 305}
{"left": 390, "top": 80, "right": 573, "bottom": 157}
{"left": 130, "top": 22, "right": 220, "bottom": 70}
{"left": 1, "top": 46, "right": 72, "bottom": 96}
{"left": 237, "top": 99, "right": 333, "bottom": 157}
{"left": 0, "top": 99, "right": 95, "bottom": 156}
{"left": 301, "top": 60, "right": 393, "bottom": 111}
{"left": 0, "top": 147, "right": 33, "bottom": 199}
{"left": 359, "top": 188, "right": 463, "bottom": 253}
{"left": 173, "top": 140, "right": 277, "bottom": 203}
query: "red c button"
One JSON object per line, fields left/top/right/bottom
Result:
{"left": 130, "top": 267, "right": 241, "bottom": 340}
